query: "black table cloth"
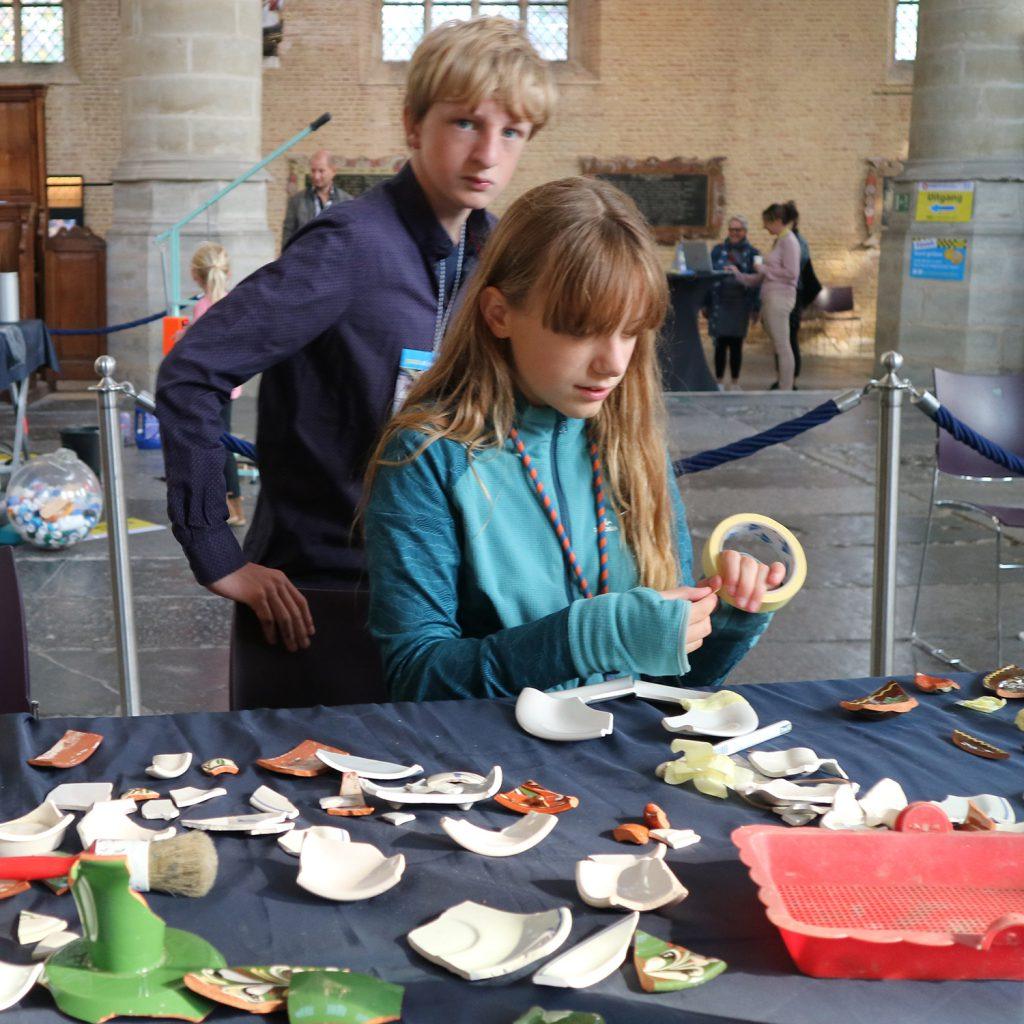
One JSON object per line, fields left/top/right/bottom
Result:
{"left": 1, "top": 672, "right": 1020, "bottom": 1023}
{"left": 0, "top": 319, "right": 60, "bottom": 393}
{"left": 660, "top": 272, "right": 723, "bottom": 392}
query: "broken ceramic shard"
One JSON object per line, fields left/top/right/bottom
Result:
{"left": 649, "top": 828, "right": 700, "bottom": 850}
{"left": 0, "top": 960, "right": 44, "bottom": 1012}
{"left": 957, "top": 800, "right": 997, "bottom": 832}
{"left": 0, "top": 880, "right": 31, "bottom": 900}
{"left": 515, "top": 687, "right": 614, "bottom": 741}
{"left": 379, "top": 812, "right": 416, "bottom": 827}
{"left": 360, "top": 766, "right": 502, "bottom": 810}
{"left": 956, "top": 695, "right": 1007, "bottom": 714}
{"left": 407, "top": 901, "right": 571, "bottom": 980}
{"left": 250, "top": 785, "right": 299, "bottom": 820}
{"left": 661, "top": 690, "right": 758, "bottom": 737}
{"left": 170, "top": 786, "right": 227, "bottom": 809}
{"left": 643, "top": 803, "right": 670, "bottom": 830}
{"left": 200, "top": 758, "right": 239, "bottom": 777}
{"left": 183, "top": 965, "right": 341, "bottom": 1015}
{"left": 983, "top": 664, "right": 1024, "bottom": 699}
{"left": 839, "top": 681, "right": 918, "bottom": 714}
{"left": 141, "top": 799, "right": 180, "bottom": 822}
{"left": 314, "top": 750, "right": 423, "bottom": 780}
{"left": 951, "top": 728, "right": 1010, "bottom": 760}
{"left": 145, "top": 752, "right": 193, "bottom": 779}
{"left": 575, "top": 850, "right": 687, "bottom": 912}
{"left": 19, "top": 910, "right": 68, "bottom": 944}
{"left": 913, "top": 671, "right": 959, "bottom": 693}
{"left": 27, "top": 730, "right": 103, "bottom": 769}
{"left": 0, "top": 801, "right": 73, "bottom": 856}
{"left": 256, "top": 740, "right": 348, "bottom": 777}
{"left": 532, "top": 911, "right": 638, "bottom": 989}
{"left": 284, "top": 969, "right": 403, "bottom": 1024}
{"left": 747, "top": 746, "right": 847, "bottom": 779}
{"left": 633, "top": 929, "right": 726, "bottom": 992}
{"left": 857, "top": 778, "right": 907, "bottom": 828}
{"left": 819, "top": 785, "right": 868, "bottom": 831}
{"left": 77, "top": 800, "right": 176, "bottom": 847}
{"left": 182, "top": 811, "right": 289, "bottom": 834}
{"left": 936, "top": 793, "right": 1014, "bottom": 825}
{"left": 45, "top": 782, "right": 113, "bottom": 812}
{"left": 494, "top": 779, "right": 579, "bottom": 815}
{"left": 612, "top": 823, "right": 649, "bottom": 845}
{"left": 32, "top": 929, "right": 78, "bottom": 961}
{"left": 277, "top": 825, "right": 349, "bottom": 857}
{"left": 514, "top": 1010, "right": 604, "bottom": 1024}
{"left": 297, "top": 837, "right": 404, "bottom": 901}
{"left": 657, "top": 739, "right": 756, "bottom": 798}
{"left": 120, "top": 788, "right": 160, "bottom": 802}
{"left": 440, "top": 812, "right": 557, "bottom": 857}
{"left": 319, "top": 771, "right": 374, "bottom": 817}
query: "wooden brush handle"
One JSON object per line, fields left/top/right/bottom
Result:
{"left": 0, "top": 855, "right": 78, "bottom": 880}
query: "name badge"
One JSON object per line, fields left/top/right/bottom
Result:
{"left": 392, "top": 347, "right": 435, "bottom": 414}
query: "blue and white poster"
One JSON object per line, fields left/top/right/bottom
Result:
{"left": 909, "top": 237, "right": 968, "bottom": 281}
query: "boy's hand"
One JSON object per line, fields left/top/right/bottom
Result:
{"left": 658, "top": 583, "right": 719, "bottom": 654}
{"left": 711, "top": 550, "right": 786, "bottom": 613}
{"left": 208, "top": 563, "right": 315, "bottom": 652}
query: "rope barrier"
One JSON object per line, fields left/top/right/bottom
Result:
{"left": 913, "top": 392, "right": 1024, "bottom": 477}
{"left": 49, "top": 310, "right": 166, "bottom": 336}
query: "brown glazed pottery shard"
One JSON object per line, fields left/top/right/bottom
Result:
{"left": 0, "top": 879, "right": 31, "bottom": 900}
{"left": 494, "top": 779, "right": 580, "bottom": 815}
{"left": 643, "top": 803, "right": 671, "bottom": 830}
{"left": 951, "top": 729, "right": 1010, "bottom": 761}
{"left": 27, "top": 730, "right": 103, "bottom": 768}
{"left": 913, "top": 672, "right": 960, "bottom": 694}
{"left": 957, "top": 800, "right": 997, "bottom": 832}
{"left": 201, "top": 758, "right": 240, "bottom": 776}
{"left": 839, "top": 681, "right": 918, "bottom": 714}
{"left": 612, "top": 823, "right": 650, "bottom": 845}
{"left": 983, "top": 665, "right": 1024, "bottom": 699}
{"left": 256, "top": 740, "right": 348, "bottom": 777}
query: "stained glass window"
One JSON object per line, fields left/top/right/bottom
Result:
{"left": 894, "top": 0, "right": 919, "bottom": 62}
{"left": 382, "top": 0, "right": 569, "bottom": 63}
{"left": 0, "top": 0, "right": 64, "bottom": 64}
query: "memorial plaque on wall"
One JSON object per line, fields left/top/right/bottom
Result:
{"left": 579, "top": 156, "right": 726, "bottom": 243}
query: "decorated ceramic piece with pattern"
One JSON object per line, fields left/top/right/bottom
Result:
{"left": 201, "top": 758, "right": 240, "bottom": 777}
{"left": 27, "top": 731, "right": 103, "bottom": 769}
{"left": 183, "top": 965, "right": 342, "bottom": 1014}
{"left": 913, "top": 672, "right": 960, "bottom": 693}
{"left": 957, "top": 801, "right": 997, "bottom": 832}
{"left": 285, "top": 968, "right": 403, "bottom": 1024}
{"left": 0, "top": 879, "right": 31, "bottom": 901}
{"left": 513, "top": 1009, "right": 605, "bottom": 1024}
{"left": 983, "top": 665, "right": 1024, "bottom": 699}
{"left": 951, "top": 729, "right": 1010, "bottom": 760}
{"left": 839, "top": 681, "right": 918, "bottom": 714}
{"left": 633, "top": 930, "right": 727, "bottom": 992}
{"left": 256, "top": 741, "right": 348, "bottom": 777}
{"left": 494, "top": 779, "right": 579, "bottom": 815}
{"left": 120, "top": 788, "right": 160, "bottom": 802}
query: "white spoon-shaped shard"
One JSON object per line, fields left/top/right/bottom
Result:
{"left": 297, "top": 837, "right": 404, "bottom": 901}
{"left": 532, "top": 911, "right": 639, "bottom": 989}
{"left": 440, "top": 812, "right": 557, "bottom": 857}
{"left": 516, "top": 688, "right": 613, "bottom": 741}
{"left": 314, "top": 750, "right": 423, "bottom": 780}
{"left": 662, "top": 693, "right": 758, "bottom": 738}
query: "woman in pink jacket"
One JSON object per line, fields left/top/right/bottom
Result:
{"left": 725, "top": 201, "right": 801, "bottom": 390}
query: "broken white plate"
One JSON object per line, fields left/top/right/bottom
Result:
{"left": 819, "top": 785, "right": 868, "bottom": 831}
{"left": 360, "top": 766, "right": 503, "bottom": 810}
{"left": 314, "top": 750, "right": 423, "bottom": 781}
{"left": 532, "top": 911, "right": 639, "bottom": 989}
{"left": 18, "top": 911, "right": 67, "bottom": 945}
{"left": 575, "top": 851, "right": 688, "bottom": 912}
{"left": 45, "top": 781, "right": 112, "bottom": 812}
{"left": 170, "top": 786, "right": 227, "bottom": 809}
{"left": 440, "top": 812, "right": 557, "bottom": 857}
{"left": 181, "top": 811, "right": 288, "bottom": 833}
{"left": 515, "top": 688, "right": 613, "bottom": 742}
{"left": 297, "top": 837, "right": 404, "bottom": 901}
{"left": 407, "top": 901, "right": 572, "bottom": 981}
{"left": 737, "top": 778, "right": 856, "bottom": 808}
{"left": 662, "top": 695, "right": 758, "bottom": 738}
{"left": 250, "top": 785, "right": 299, "bottom": 819}
{"left": 649, "top": 828, "right": 700, "bottom": 850}
{"left": 277, "top": 825, "right": 350, "bottom": 857}
{"left": 141, "top": 799, "right": 179, "bottom": 822}
{"left": 0, "top": 960, "right": 44, "bottom": 1012}
{"left": 146, "top": 753, "right": 193, "bottom": 779}
{"left": 859, "top": 778, "right": 907, "bottom": 828}
{"left": 747, "top": 747, "right": 847, "bottom": 780}
{"left": 77, "top": 800, "right": 175, "bottom": 847}
{"left": 32, "top": 930, "right": 78, "bottom": 961}
{"left": 0, "top": 801, "right": 74, "bottom": 856}
{"left": 936, "top": 793, "right": 1014, "bottom": 826}
{"left": 380, "top": 812, "right": 416, "bottom": 827}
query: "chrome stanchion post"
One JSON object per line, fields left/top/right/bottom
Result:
{"left": 870, "top": 351, "right": 910, "bottom": 677}
{"left": 90, "top": 356, "right": 142, "bottom": 717}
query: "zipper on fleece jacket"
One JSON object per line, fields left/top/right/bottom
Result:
{"left": 549, "top": 414, "right": 577, "bottom": 604}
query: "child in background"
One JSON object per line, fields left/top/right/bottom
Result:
{"left": 364, "top": 178, "right": 785, "bottom": 702}
{"left": 188, "top": 242, "right": 245, "bottom": 527}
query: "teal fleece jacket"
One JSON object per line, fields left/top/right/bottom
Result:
{"left": 365, "top": 404, "right": 771, "bottom": 701}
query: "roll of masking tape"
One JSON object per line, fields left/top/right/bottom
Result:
{"left": 701, "top": 513, "right": 807, "bottom": 612}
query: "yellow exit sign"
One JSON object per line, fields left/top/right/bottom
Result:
{"left": 915, "top": 181, "right": 974, "bottom": 223}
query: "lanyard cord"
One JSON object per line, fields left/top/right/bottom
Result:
{"left": 433, "top": 221, "right": 467, "bottom": 352}
{"left": 508, "top": 423, "right": 610, "bottom": 600}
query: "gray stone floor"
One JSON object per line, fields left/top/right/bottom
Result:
{"left": 3, "top": 334, "right": 1022, "bottom": 716}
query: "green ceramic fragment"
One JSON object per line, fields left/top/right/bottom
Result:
{"left": 286, "top": 968, "right": 403, "bottom": 1024}
{"left": 512, "top": 1009, "right": 606, "bottom": 1024}
{"left": 633, "top": 929, "right": 727, "bottom": 992}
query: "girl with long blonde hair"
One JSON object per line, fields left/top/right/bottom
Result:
{"left": 365, "top": 177, "right": 782, "bottom": 701}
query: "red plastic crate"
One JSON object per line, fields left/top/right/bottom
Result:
{"left": 732, "top": 805, "right": 1024, "bottom": 980}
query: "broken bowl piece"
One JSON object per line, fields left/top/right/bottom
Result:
{"left": 256, "top": 740, "right": 348, "bottom": 777}
{"left": 170, "top": 785, "right": 226, "bottom": 809}
{"left": 407, "top": 901, "right": 571, "bottom": 981}
{"left": 45, "top": 782, "right": 112, "bottom": 812}
{"left": 183, "top": 965, "right": 340, "bottom": 1015}
{"left": 380, "top": 812, "right": 416, "bottom": 827}
{"left": 278, "top": 825, "right": 350, "bottom": 857}
{"left": 937, "top": 793, "right": 1014, "bottom": 826}
{"left": 360, "top": 766, "right": 502, "bottom": 810}
{"left": 661, "top": 691, "right": 758, "bottom": 737}
{"left": 495, "top": 779, "right": 579, "bottom": 815}
{"left": 182, "top": 810, "right": 289, "bottom": 833}
{"left": 649, "top": 828, "right": 700, "bottom": 850}
{"left": 120, "top": 788, "right": 160, "bottom": 802}
{"left": 0, "top": 960, "right": 44, "bottom": 1012}
{"left": 297, "top": 837, "right": 404, "bottom": 901}
{"left": 201, "top": 758, "right": 239, "bottom": 777}
{"left": 913, "top": 671, "right": 959, "bottom": 693}
{"left": 633, "top": 930, "right": 727, "bottom": 992}
{"left": 250, "top": 785, "right": 299, "bottom": 820}
{"left": 657, "top": 739, "right": 756, "bottom": 798}
{"left": 575, "top": 850, "right": 688, "bottom": 912}
{"left": 145, "top": 752, "right": 193, "bottom": 779}
{"left": 956, "top": 695, "right": 1007, "bottom": 714}
{"left": 0, "top": 801, "right": 73, "bottom": 856}
{"left": 747, "top": 746, "right": 847, "bottom": 780}
{"left": 32, "top": 929, "right": 78, "bottom": 961}
{"left": 77, "top": 800, "right": 176, "bottom": 847}
{"left": 440, "top": 811, "right": 557, "bottom": 857}
{"left": 18, "top": 910, "right": 67, "bottom": 945}
{"left": 983, "top": 664, "right": 1024, "bottom": 699}
{"left": 951, "top": 728, "right": 1010, "bottom": 760}
{"left": 27, "top": 730, "right": 103, "bottom": 769}
{"left": 819, "top": 785, "right": 868, "bottom": 831}
{"left": 857, "top": 777, "right": 908, "bottom": 828}
{"left": 532, "top": 911, "right": 638, "bottom": 989}
{"left": 141, "top": 799, "right": 179, "bottom": 822}
{"left": 320, "top": 770, "right": 373, "bottom": 817}
{"left": 515, "top": 687, "right": 613, "bottom": 742}
{"left": 314, "top": 750, "right": 423, "bottom": 780}
{"left": 286, "top": 969, "right": 403, "bottom": 1024}
{"left": 839, "top": 680, "right": 918, "bottom": 714}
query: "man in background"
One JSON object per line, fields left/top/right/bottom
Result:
{"left": 281, "top": 149, "right": 351, "bottom": 247}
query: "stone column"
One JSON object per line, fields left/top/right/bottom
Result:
{"left": 875, "top": 0, "right": 1024, "bottom": 378}
{"left": 106, "top": 0, "right": 274, "bottom": 389}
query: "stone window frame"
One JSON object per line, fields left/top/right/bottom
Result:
{"left": 886, "top": 0, "right": 916, "bottom": 85}
{"left": 0, "top": 0, "right": 79, "bottom": 85}
{"left": 365, "top": 0, "right": 599, "bottom": 86}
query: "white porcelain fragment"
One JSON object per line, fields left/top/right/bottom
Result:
{"left": 736, "top": 778, "right": 856, "bottom": 807}
{"left": 440, "top": 812, "right": 557, "bottom": 857}
{"left": 649, "top": 828, "right": 700, "bottom": 850}
{"left": 250, "top": 785, "right": 299, "bottom": 819}
{"left": 145, "top": 752, "right": 193, "bottom": 779}
{"left": 77, "top": 800, "right": 175, "bottom": 847}
{"left": 532, "top": 911, "right": 638, "bottom": 989}
{"left": 407, "top": 901, "right": 572, "bottom": 981}
{"left": 360, "top": 766, "right": 502, "bottom": 810}
{"left": 170, "top": 786, "right": 227, "bottom": 809}
{"left": 819, "top": 785, "right": 868, "bottom": 830}
{"left": 380, "top": 812, "right": 416, "bottom": 827}
{"left": 18, "top": 911, "right": 67, "bottom": 945}
{"left": 314, "top": 750, "right": 423, "bottom": 780}
{"left": 575, "top": 851, "right": 688, "bottom": 912}
{"left": 45, "top": 782, "right": 112, "bottom": 812}
{"left": 550, "top": 677, "right": 637, "bottom": 703}
{"left": 515, "top": 688, "right": 613, "bottom": 742}
{"left": 662, "top": 692, "right": 758, "bottom": 738}
{"left": 0, "top": 960, "right": 44, "bottom": 1011}
{"left": 858, "top": 778, "right": 907, "bottom": 828}
{"left": 181, "top": 811, "right": 288, "bottom": 833}
{"left": 249, "top": 819, "right": 295, "bottom": 837}
{"left": 32, "top": 930, "right": 78, "bottom": 961}
{"left": 0, "top": 801, "right": 74, "bottom": 856}
{"left": 277, "top": 825, "right": 350, "bottom": 857}
{"left": 297, "top": 837, "right": 404, "bottom": 901}
{"left": 141, "top": 799, "right": 179, "bottom": 821}
{"left": 747, "top": 746, "right": 847, "bottom": 779}
{"left": 937, "top": 793, "right": 1014, "bottom": 826}
{"left": 633, "top": 681, "right": 708, "bottom": 704}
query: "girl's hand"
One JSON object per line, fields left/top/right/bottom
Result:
{"left": 659, "top": 583, "right": 719, "bottom": 654}
{"left": 712, "top": 551, "right": 786, "bottom": 613}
